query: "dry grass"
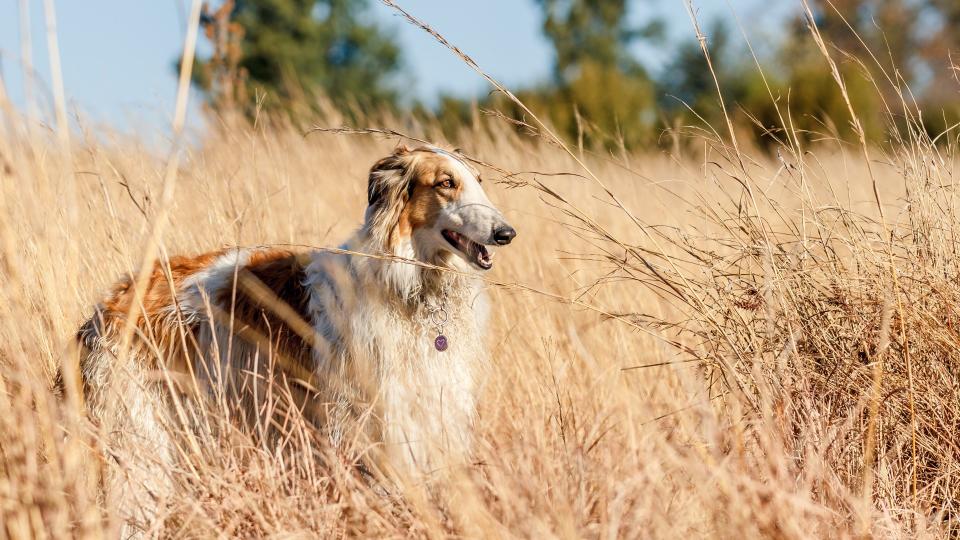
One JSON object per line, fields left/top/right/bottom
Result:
{"left": 2, "top": 5, "right": 960, "bottom": 538}
{"left": 0, "top": 107, "right": 956, "bottom": 538}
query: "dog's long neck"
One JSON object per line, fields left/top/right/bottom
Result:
{"left": 346, "top": 227, "right": 475, "bottom": 312}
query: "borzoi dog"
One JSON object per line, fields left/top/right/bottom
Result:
{"left": 65, "top": 144, "right": 515, "bottom": 526}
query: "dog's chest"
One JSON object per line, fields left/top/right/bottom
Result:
{"left": 356, "top": 295, "right": 483, "bottom": 461}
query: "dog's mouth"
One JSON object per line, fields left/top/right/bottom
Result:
{"left": 442, "top": 230, "right": 494, "bottom": 270}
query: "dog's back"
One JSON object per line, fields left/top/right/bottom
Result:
{"left": 76, "top": 247, "right": 327, "bottom": 426}
{"left": 68, "top": 248, "right": 323, "bottom": 531}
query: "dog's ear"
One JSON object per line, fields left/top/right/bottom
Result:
{"left": 367, "top": 146, "right": 412, "bottom": 206}
{"left": 364, "top": 148, "right": 416, "bottom": 252}
{"left": 363, "top": 146, "right": 424, "bottom": 298}
{"left": 367, "top": 155, "right": 401, "bottom": 206}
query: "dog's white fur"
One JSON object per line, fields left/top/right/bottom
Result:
{"left": 66, "top": 145, "right": 515, "bottom": 533}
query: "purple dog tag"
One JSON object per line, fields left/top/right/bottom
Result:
{"left": 434, "top": 334, "right": 448, "bottom": 352}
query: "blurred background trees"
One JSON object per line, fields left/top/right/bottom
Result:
{"left": 195, "top": 0, "right": 401, "bottom": 115}
{"left": 521, "top": 0, "right": 663, "bottom": 148}
{"left": 191, "top": 0, "right": 960, "bottom": 150}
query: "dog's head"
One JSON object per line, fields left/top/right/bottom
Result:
{"left": 363, "top": 144, "right": 516, "bottom": 282}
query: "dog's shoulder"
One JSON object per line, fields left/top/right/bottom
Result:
{"left": 208, "top": 247, "right": 314, "bottom": 335}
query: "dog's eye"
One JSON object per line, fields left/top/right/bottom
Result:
{"left": 438, "top": 177, "right": 455, "bottom": 189}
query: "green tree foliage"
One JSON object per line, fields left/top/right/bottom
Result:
{"left": 195, "top": 0, "right": 401, "bottom": 115}
{"left": 539, "top": 0, "right": 660, "bottom": 81}
{"left": 661, "top": 1, "right": 918, "bottom": 147}
{"left": 526, "top": 0, "right": 663, "bottom": 148}
{"left": 657, "top": 20, "right": 748, "bottom": 129}
{"left": 730, "top": 6, "right": 881, "bottom": 145}
{"left": 189, "top": 0, "right": 960, "bottom": 148}
{"left": 773, "top": 0, "right": 923, "bottom": 143}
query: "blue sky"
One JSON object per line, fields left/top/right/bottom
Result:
{"left": 0, "top": 1, "right": 792, "bottom": 133}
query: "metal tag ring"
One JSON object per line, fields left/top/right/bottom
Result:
{"left": 430, "top": 307, "right": 449, "bottom": 327}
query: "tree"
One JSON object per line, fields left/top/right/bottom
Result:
{"left": 921, "top": 0, "right": 960, "bottom": 78}
{"left": 527, "top": 0, "right": 664, "bottom": 148}
{"left": 657, "top": 20, "right": 745, "bottom": 121}
{"left": 786, "top": 0, "right": 926, "bottom": 142}
{"left": 729, "top": 0, "right": 920, "bottom": 146}
{"left": 660, "top": 1, "right": 933, "bottom": 147}
{"left": 916, "top": 1, "right": 960, "bottom": 136}
{"left": 194, "top": 0, "right": 402, "bottom": 115}
{"left": 538, "top": 0, "right": 660, "bottom": 83}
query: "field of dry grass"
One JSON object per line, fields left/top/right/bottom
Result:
{"left": 1, "top": 103, "right": 958, "bottom": 538}
{"left": 2, "top": 4, "right": 960, "bottom": 535}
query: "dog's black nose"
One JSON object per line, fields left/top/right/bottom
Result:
{"left": 493, "top": 225, "right": 516, "bottom": 245}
